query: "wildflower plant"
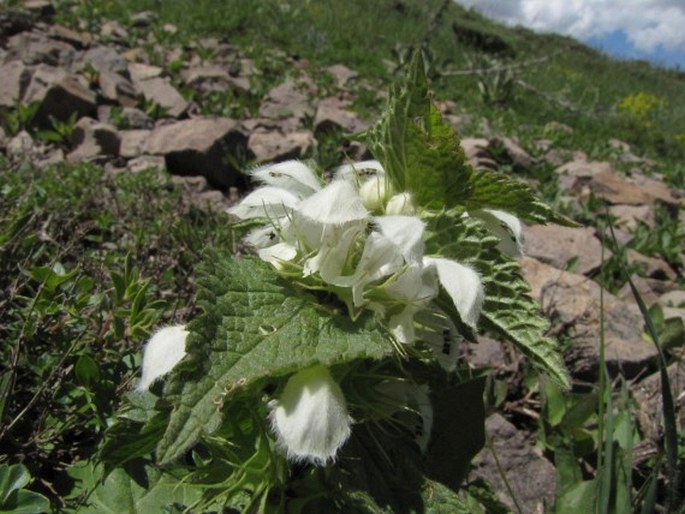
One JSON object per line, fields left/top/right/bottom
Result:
{"left": 98, "top": 53, "right": 572, "bottom": 512}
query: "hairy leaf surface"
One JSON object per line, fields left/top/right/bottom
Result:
{"left": 425, "top": 212, "right": 570, "bottom": 388}
{"left": 364, "top": 53, "right": 473, "bottom": 209}
{"left": 157, "top": 253, "right": 392, "bottom": 464}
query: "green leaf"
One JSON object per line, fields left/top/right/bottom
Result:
{"left": 75, "top": 354, "right": 100, "bottom": 387}
{"left": 466, "top": 168, "right": 577, "bottom": 226}
{"left": 156, "top": 253, "right": 393, "bottom": 464}
{"left": 69, "top": 461, "right": 200, "bottom": 514}
{"left": 425, "top": 212, "right": 570, "bottom": 389}
{"left": 363, "top": 52, "right": 473, "bottom": 209}
{"left": 424, "top": 377, "right": 486, "bottom": 490}
{"left": 0, "top": 464, "right": 49, "bottom": 514}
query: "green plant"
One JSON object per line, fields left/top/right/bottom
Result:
{"left": 0, "top": 102, "right": 40, "bottom": 137}
{"left": 0, "top": 464, "right": 49, "bottom": 514}
{"left": 35, "top": 112, "right": 79, "bottom": 147}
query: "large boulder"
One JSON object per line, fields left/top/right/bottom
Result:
{"left": 143, "top": 117, "right": 249, "bottom": 187}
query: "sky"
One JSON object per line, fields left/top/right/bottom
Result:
{"left": 455, "top": 0, "right": 685, "bottom": 70}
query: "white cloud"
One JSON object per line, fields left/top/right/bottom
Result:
{"left": 456, "top": 0, "right": 685, "bottom": 53}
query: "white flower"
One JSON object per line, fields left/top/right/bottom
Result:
{"left": 250, "top": 160, "right": 322, "bottom": 198}
{"left": 293, "top": 180, "right": 369, "bottom": 280}
{"left": 470, "top": 209, "right": 524, "bottom": 257}
{"left": 359, "top": 176, "right": 388, "bottom": 212}
{"left": 228, "top": 186, "right": 300, "bottom": 221}
{"left": 423, "top": 257, "right": 484, "bottom": 330}
{"left": 415, "top": 308, "right": 461, "bottom": 371}
{"left": 270, "top": 365, "right": 351, "bottom": 466}
{"left": 375, "top": 381, "right": 433, "bottom": 452}
{"left": 334, "top": 160, "right": 385, "bottom": 183}
{"left": 385, "top": 192, "right": 416, "bottom": 215}
{"left": 137, "top": 325, "right": 188, "bottom": 392}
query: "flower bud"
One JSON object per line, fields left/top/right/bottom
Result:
{"left": 270, "top": 365, "right": 351, "bottom": 465}
{"left": 385, "top": 192, "right": 416, "bottom": 215}
{"left": 137, "top": 325, "right": 188, "bottom": 392}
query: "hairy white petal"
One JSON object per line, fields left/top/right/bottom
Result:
{"left": 303, "top": 223, "right": 364, "bottom": 281}
{"left": 334, "top": 160, "right": 385, "bottom": 182}
{"left": 228, "top": 186, "right": 300, "bottom": 220}
{"left": 472, "top": 209, "right": 524, "bottom": 257}
{"left": 297, "top": 180, "right": 368, "bottom": 225}
{"left": 388, "top": 304, "right": 421, "bottom": 344}
{"left": 333, "top": 232, "right": 404, "bottom": 306}
{"left": 423, "top": 256, "right": 484, "bottom": 329}
{"left": 258, "top": 242, "right": 298, "bottom": 268}
{"left": 137, "top": 325, "right": 188, "bottom": 391}
{"left": 415, "top": 309, "right": 461, "bottom": 371}
{"left": 375, "top": 381, "right": 433, "bottom": 452}
{"left": 374, "top": 216, "right": 425, "bottom": 263}
{"left": 270, "top": 366, "right": 351, "bottom": 466}
{"left": 250, "top": 160, "right": 322, "bottom": 197}
{"left": 385, "top": 192, "right": 417, "bottom": 215}
{"left": 359, "top": 176, "right": 388, "bottom": 212}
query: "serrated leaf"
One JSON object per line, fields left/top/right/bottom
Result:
{"left": 364, "top": 52, "right": 473, "bottom": 209}
{"left": 425, "top": 213, "right": 570, "bottom": 389}
{"left": 466, "top": 168, "right": 577, "bottom": 226}
{"left": 157, "top": 253, "right": 393, "bottom": 464}
{"left": 69, "top": 461, "right": 199, "bottom": 514}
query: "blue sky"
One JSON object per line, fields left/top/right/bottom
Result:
{"left": 456, "top": 1, "right": 685, "bottom": 71}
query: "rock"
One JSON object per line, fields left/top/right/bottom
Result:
{"left": 128, "top": 62, "right": 163, "bottom": 82}
{"left": 6, "top": 130, "right": 36, "bottom": 158}
{"left": 98, "top": 106, "right": 152, "bottom": 129}
{"left": 490, "top": 136, "right": 538, "bottom": 171}
{"left": 98, "top": 69, "right": 137, "bottom": 106}
{"left": 181, "top": 65, "right": 230, "bottom": 86}
{"left": 67, "top": 117, "right": 120, "bottom": 162}
{"left": 118, "top": 129, "right": 150, "bottom": 158}
{"left": 259, "top": 79, "right": 314, "bottom": 121}
{"left": 460, "top": 138, "right": 498, "bottom": 170}
{"left": 130, "top": 11, "right": 158, "bottom": 27}
{"left": 470, "top": 414, "right": 556, "bottom": 513}
{"left": 22, "top": 0, "right": 55, "bottom": 18}
{"left": 608, "top": 138, "right": 631, "bottom": 152}
{"left": 0, "top": 61, "right": 31, "bottom": 108}
{"left": 608, "top": 204, "right": 654, "bottom": 231}
{"left": 0, "top": 9, "right": 34, "bottom": 37}
{"left": 5, "top": 31, "right": 75, "bottom": 66}
{"left": 555, "top": 159, "right": 680, "bottom": 208}
{"left": 326, "top": 64, "right": 358, "bottom": 88}
{"left": 462, "top": 336, "right": 508, "bottom": 371}
{"left": 126, "top": 154, "right": 165, "bottom": 173}
{"left": 143, "top": 117, "right": 248, "bottom": 187}
{"left": 23, "top": 65, "right": 97, "bottom": 128}
{"left": 81, "top": 46, "right": 129, "bottom": 76}
{"left": 659, "top": 291, "right": 685, "bottom": 308}
{"left": 100, "top": 20, "right": 129, "bottom": 44}
{"left": 313, "top": 97, "right": 369, "bottom": 135}
{"left": 171, "top": 175, "right": 232, "bottom": 212}
{"left": 545, "top": 121, "right": 573, "bottom": 133}
{"left": 521, "top": 257, "right": 659, "bottom": 379}
{"left": 626, "top": 249, "right": 677, "bottom": 281}
{"left": 133, "top": 76, "right": 188, "bottom": 118}
{"left": 522, "top": 224, "right": 610, "bottom": 275}
{"left": 247, "top": 130, "right": 314, "bottom": 163}
{"left": 632, "top": 359, "right": 685, "bottom": 450}
{"left": 617, "top": 275, "right": 679, "bottom": 307}
{"left": 48, "top": 24, "right": 90, "bottom": 49}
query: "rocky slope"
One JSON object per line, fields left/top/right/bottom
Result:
{"left": 1, "top": 2, "right": 683, "bottom": 511}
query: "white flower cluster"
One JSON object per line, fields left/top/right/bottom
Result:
{"left": 136, "top": 159, "right": 524, "bottom": 467}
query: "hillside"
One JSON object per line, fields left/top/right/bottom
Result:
{"left": 1, "top": 0, "right": 683, "bottom": 512}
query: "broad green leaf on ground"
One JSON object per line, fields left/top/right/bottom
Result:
{"left": 425, "top": 212, "right": 570, "bottom": 389}
{"left": 363, "top": 52, "right": 473, "bottom": 209}
{"left": 421, "top": 479, "right": 481, "bottom": 514}
{"left": 157, "top": 253, "right": 393, "bottom": 464}
{"left": 465, "top": 168, "right": 576, "bottom": 226}
{"left": 0, "top": 464, "right": 49, "bottom": 514}
{"left": 68, "top": 461, "right": 200, "bottom": 514}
